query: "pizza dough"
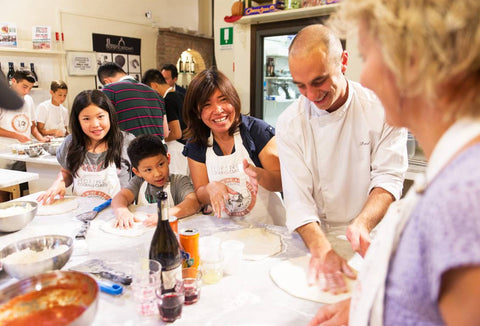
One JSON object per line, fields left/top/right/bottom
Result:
{"left": 270, "top": 255, "right": 354, "bottom": 304}
{"left": 214, "top": 228, "right": 283, "bottom": 260}
{"left": 100, "top": 205, "right": 155, "bottom": 237}
{"left": 37, "top": 197, "right": 79, "bottom": 216}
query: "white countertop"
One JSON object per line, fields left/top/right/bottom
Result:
{"left": 0, "top": 151, "right": 60, "bottom": 166}
{"left": 0, "top": 194, "right": 327, "bottom": 325}
{"left": 0, "top": 169, "right": 39, "bottom": 188}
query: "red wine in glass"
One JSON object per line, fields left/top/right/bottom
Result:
{"left": 158, "top": 293, "right": 184, "bottom": 322}
{"left": 184, "top": 281, "right": 200, "bottom": 305}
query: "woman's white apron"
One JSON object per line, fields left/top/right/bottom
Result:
{"left": 205, "top": 131, "right": 285, "bottom": 226}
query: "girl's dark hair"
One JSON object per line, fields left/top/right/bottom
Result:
{"left": 183, "top": 67, "right": 242, "bottom": 146}
{"left": 67, "top": 89, "right": 123, "bottom": 176}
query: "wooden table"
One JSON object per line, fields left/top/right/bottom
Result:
{"left": 0, "top": 151, "right": 61, "bottom": 194}
{"left": 0, "top": 168, "right": 39, "bottom": 200}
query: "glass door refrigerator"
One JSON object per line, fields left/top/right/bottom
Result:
{"left": 250, "top": 17, "right": 329, "bottom": 127}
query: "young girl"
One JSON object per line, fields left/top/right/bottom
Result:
{"left": 38, "top": 90, "right": 135, "bottom": 203}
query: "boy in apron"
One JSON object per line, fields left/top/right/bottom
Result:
{"left": 112, "top": 134, "right": 201, "bottom": 229}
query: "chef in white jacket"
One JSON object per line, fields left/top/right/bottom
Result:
{"left": 276, "top": 24, "right": 408, "bottom": 294}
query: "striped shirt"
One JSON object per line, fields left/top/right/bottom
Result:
{"left": 102, "top": 76, "right": 166, "bottom": 138}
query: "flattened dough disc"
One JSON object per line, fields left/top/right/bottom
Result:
{"left": 37, "top": 197, "right": 79, "bottom": 215}
{"left": 270, "top": 255, "right": 354, "bottom": 304}
{"left": 214, "top": 228, "right": 283, "bottom": 260}
{"left": 100, "top": 205, "right": 154, "bottom": 237}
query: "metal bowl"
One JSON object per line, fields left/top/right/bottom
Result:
{"left": 24, "top": 145, "right": 43, "bottom": 157}
{"left": 0, "top": 271, "right": 98, "bottom": 325}
{"left": 0, "top": 201, "right": 38, "bottom": 232}
{"left": 0, "top": 235, "right": 73, "bottom": 279}
{"left": 46, "top": 142, "right": 62, "bottom": 156}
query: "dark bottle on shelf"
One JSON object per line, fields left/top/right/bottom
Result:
{"left": 30, "top": 63, "right": 39, "bottom": 88}
{"left": 7, "top": 62, "right": 15, "bottom": 85}
{"left": 184, "top": 57, "right": 190, "bottom": 73}
{"left": 149, "top": 191, "right": 182, "bottom": 293}
{"left": 178, "top": 58, "right": 184, "bottom": 73}
{"left": 19, "top": 62, "right": 25, "bottom": 71}
{"left": 190, "top": 58, "right": 196, "bottom": 74}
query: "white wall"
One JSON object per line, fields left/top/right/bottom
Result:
{"left": 0, "top": 0, "right": 199, "bottom": 108}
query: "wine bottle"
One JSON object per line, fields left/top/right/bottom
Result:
{"left": 149, "top": 191, "right": 182, "bottom": 293}
{"left": 178, "top": 58, "right": 184, "bottom": 73}
{"left": 184, "top": 57, "right": 190, "bottom": 73}
{"left": 19, "top": 62, "right": 25, "bottom": 71}
{"left": 30, "top": 63, "right": 39, "bottom": 88}
{"left": 190, "top": 58, "right": 196, "bottom": 74}
{"left": 7, "top": 62, "right": 15, "bottom": 86}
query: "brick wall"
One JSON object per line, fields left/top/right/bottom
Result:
{"left": 157, "top": 29, "right": 214, "bottom": 75}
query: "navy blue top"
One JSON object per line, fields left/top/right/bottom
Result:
{"left": 182, "top": 115, "right": 275, "bottom": 168}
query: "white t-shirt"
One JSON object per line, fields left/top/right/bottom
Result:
{"left": 0, "top": 94, "right": 35, "bottom": 148}
{"left": 276, "top": 80, "right": 408, "bottom": 232}
{"left": 36, "top": 100, "right": 68, "bottom": 133}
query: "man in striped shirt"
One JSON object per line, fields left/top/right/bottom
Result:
{"left": 98, "top": 62, "right": 169, "bottom": 139}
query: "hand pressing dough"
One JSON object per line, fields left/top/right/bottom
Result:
{"left": 270, "top": 255, "right": 354, "bottom": 304}
{"left": 214, "top": 228, "right": 283, "bottom": 260}
{"left": 37, "top": 197, "right": 79, "bottom": 215}
{"left": 100, "top": 206, "right": 154, "bottom": 237}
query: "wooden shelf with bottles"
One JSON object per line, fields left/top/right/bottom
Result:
{"left": 0, "top": 47, "right": 65, "bottom": 55}
{"left": 235, "top": 3, "right": 340, "bottom": 25}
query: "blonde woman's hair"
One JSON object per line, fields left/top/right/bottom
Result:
{"left": 334, "top": 0, "right": 480, "bottom": 120}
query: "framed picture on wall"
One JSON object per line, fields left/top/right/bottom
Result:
{"left": 67, "top": 51, "right": 97, "bottom": 76}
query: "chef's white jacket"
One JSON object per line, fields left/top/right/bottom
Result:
{"left": 277, "top": 81, "right": 408, "bottom": 232}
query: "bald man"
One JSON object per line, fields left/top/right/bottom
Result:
{"left": 276, "top": 25, "right": 408, "bottom": 293}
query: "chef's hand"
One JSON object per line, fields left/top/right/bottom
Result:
{"left": 53, "top": 129, "right": 65, "bottom": 138}
{"left": 142, "top": 213, "right": 158, "bottom": 227}
{"left": 242, "top": 159, "right": 258, "bottom": 195}
{"left": 114, "top": 208, "right": 141, "bottom": 229}
{"left": 308, "top": 247, "right": 356, "bottom": 294}
{"left": 308, "top": 298, "right": 351, "bottom": 326}
{"left": 37, "top": 183, "right": 66, "bottom": 205}
{"left": 206, "top": 181, "right": 237, "bottom": 218}
{"left": 346, "top": 221, "right": 371, "bottom": 257}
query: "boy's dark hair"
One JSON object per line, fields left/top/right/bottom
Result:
{"left": 127, "top": 134, "right": 168, "bottom": 168}
{"left": 12, "top": 70, "right": 36, "bottom": 84}
{"left": 97, "top": 62, "right": 126, "bottom": 85}
{"left": 141, "top": 69, "right": 167, "bottom": 87}
{"left": 161, "top": 64, "right": 178, "bottom": 79}
{"left": 50, "top": 80, "right": 68, "bottom": 92}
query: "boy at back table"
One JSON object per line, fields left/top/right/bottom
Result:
{"left": 36, "top": 80, "right": 69, "bottom": 137}
{"left": 112, "top": 134, "right": 201, "bottom": 228}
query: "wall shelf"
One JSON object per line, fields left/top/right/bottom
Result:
{"left": 0, "top": 47, "right": 65, "bottom": 55}
{"left": 235, "top": 4, "right": 340, "bottom": 25}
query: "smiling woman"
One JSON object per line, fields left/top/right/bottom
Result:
{"left": 182, "top": 67, "right": 286, "bottom": 226}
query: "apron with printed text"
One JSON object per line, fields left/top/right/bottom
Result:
{"left": 73, "top": 163, "right": 121, "bottom": 200}
{"left": 206, "top": 131, "right": 285, "bottom": 226}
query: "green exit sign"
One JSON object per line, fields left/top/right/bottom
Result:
{"left": 220, "top": 27, "right": 233, "bottom": 49}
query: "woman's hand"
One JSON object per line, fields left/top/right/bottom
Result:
{"left": 308, "top": 298, "right": 351, "bottom": 326}
{"left": 242, "top": 159, "right": 259, "bottom": 195}
{"left": 206, "top": 181, "right": 237, "bottom": 217}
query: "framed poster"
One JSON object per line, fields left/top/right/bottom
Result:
{"left": 67, "top": 51, "right": 97, "bottom": 76}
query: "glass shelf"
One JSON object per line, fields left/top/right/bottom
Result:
{"left": 234, "top": 4, "right": 340, "bottom": 25}
{"left": 0, "top": 47, "right": 65, "bottom": 55}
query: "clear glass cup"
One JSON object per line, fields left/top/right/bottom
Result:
{"left": 132, "top": 259, "right": 161, "bottom": 316}
{"left": 156, "top": 286, "right": 185, "bottom": 322}
{"left": 221, "top": 240, "right": 244, "bottom": 275}
{"left": 182, "top": 267, "right": 202, "bottom": 305}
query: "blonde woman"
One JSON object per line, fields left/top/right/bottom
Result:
{"left": 310, "top": 0, "right": 480, "bottom": 325}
